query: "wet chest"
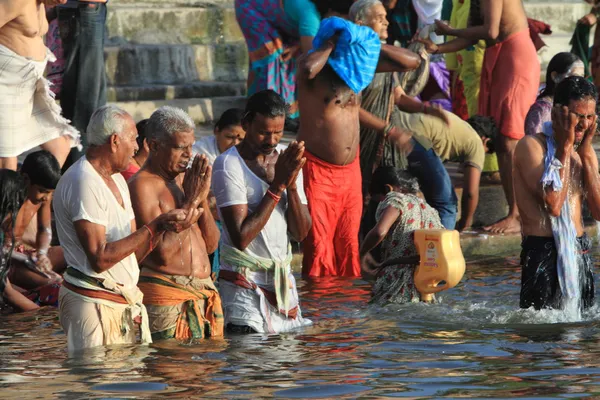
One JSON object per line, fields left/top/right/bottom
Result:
{"left": 244, "top": 154, "right": 278, "bottom": 184}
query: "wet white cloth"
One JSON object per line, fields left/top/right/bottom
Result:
{"left": 541, "top": 121, "right": 580, "bottom": 303}
{"left": 54, "top": 157, "right": 139, "bottom": 289}
{"left": 59, "top": 285, "right": 151, "bottom": 352}
{"left": 412, "top": 0, "right": 444, "bottom": 44}
{"left": 212, "top": 145, "right": 312, "bottom": 333}
{"left": 192, "top": 135, "right": 220, "bottom": 165}
{"left": 0, "top": 45, "right": 80, "bottom": 157}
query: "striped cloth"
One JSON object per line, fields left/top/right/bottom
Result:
{"left": 541, "top": 121, "right": 580, "bottom": 303}
{"left": 0, "top": 45, "right": 80, "bottom": 158}
{"left": 312, "top": 17, "right": 381, "bottom": 94}
{"left": 234, "top": 0, "right": 300, "bottom": 118}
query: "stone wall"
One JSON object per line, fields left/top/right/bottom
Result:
{"left": 105, "top": 0, "right": 594, "bottom": 123}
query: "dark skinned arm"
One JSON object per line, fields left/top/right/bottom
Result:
{"left": 456, "top": 165, "right": 481, "bottom": 231}
{"left": 197, "top": 198, "right": 220, "bottom": 254}
{"left": 74, "top": 217, "right": 166, "bottom": 274}
{"left": 578, "top": 118, "right": 600, "bottom": 220}
{"left": 358, "top": 108, "right": 415, "bottom": 153}
{"left": 376, "top": 44, "right": 421, "bottom": 73}
{"left": 544, "top": 107, "right": 578, "bottom": 217}
{"left": 285, "top": 186, "right": 312, "bottom": 243}
{"left": 3, "top": 280, "right": 39, "bottom": 312}
{"left": 220, "top": 186, "right": 282, "bottom": 251}
{"left": 35, "top": 198, "right": 53, "bottom": 253}
{"left": 299, "top": 40, "right": 336, "bottom": 80}
{"left": 438, "top": 0, "right": 501, "bottom": 41}
{"left": 359, "top": 205, "right": 401, "bottom": 257}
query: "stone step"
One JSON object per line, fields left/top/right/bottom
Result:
{"left": 537, "top": 33, "right": 576, "bottom": 76}
{"left": 106, "top": 4, "right": 242, "bottom": 45}
{"left": 111, "top": 95, "right": 246, "bottom": 124}
{"left": 107, "top": 81, "right": 246, "bottom": 102}
{"left": 104, "top": 43, "right": 248, "bottom": 86}
{"left": 524, "top": 2, "right": 595, "bottom": 35}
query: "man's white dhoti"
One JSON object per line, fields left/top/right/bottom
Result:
{"left": 0, "top": 45, "right": 80, "bottom": 158}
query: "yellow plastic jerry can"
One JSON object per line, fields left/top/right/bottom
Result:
{"left": 413, "top": 229, "right": 466, "bottom": 302}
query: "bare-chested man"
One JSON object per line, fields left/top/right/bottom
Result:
{"left": 420, "top": 0, "right": 540, "bottom": 234}
{"left": 297, "top": 16, "right": 421, "bottom": 277}
{"left": 0, "top": 0, "right": 80, "bottom": 170}
{"left": 514, "top": 76, "right": 600, "bottom": 311}
{"left": 128, "top": 106, "right": 224, "bottom": 341}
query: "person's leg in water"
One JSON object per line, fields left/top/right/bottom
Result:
{"left": 407, "top": 141, "right": 458, "bottom": 229}
{"left": 578, "top": 234, "right": 595, "bottom": 310}
{"left": 519, "top": 236, "right": 560, "bottom": 310}
{"left": 483, "top": 134, "right": 520, "bottom": 233}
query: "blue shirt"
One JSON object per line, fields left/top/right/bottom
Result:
{"left": 284, "top": 0, "right": 321, "bottom": 37}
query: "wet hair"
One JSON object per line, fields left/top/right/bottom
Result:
{"left": 554, "top": 76, "right": 598, "bottom": 107}
{"left": 0, "top": 169, "right": 26, "bottom": 295}
{"left": 369, "top": 167, "right": 420, "bottom": 196}
{"left": 467, "top": 115, "right": 498, "bottom": 153}
{"left": 136, "top": 119, "right": 149, "bottom": 149}
{"left": 310, "top": 0, "right": 354, "bottom": 17}
{"left": 243, "top": 90, "right": 288, "bottom": 124}
{"left": 146, "top": 106, "right": 195, "bottom": 143}
{"left": 20, "top": 150, "right": 61, "bottom": 190}
{"left": 539, "top": 52, "right": 582, "bottom": 99}
{"left": 215, "top": 108, "right": 244, "bottom": 132}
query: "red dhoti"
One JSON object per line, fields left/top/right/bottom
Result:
{"left": 302, "top": 150, "right": 362, "bottom": 277}
{"left": 479, "top": 29, "right": 540, "bottom": 140}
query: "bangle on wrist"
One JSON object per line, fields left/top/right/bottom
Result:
{"left": 143, "top": 225, "right": 155, "bottom": 252}
{"left": 266, "top": 189, "right": 282, "bottom": 203}
{"left": 38, "top": 248, "right": 48, "bottom": 256}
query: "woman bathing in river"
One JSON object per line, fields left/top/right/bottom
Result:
{"left": 360, "top": 167, "right": 443, "bottom": 305}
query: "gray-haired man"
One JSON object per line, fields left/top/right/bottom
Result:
{"left": 54, "top": 105, "right": 189, "bottom": 352}
{"left": 128, "top": 106, "right": 223, "bottom": 341}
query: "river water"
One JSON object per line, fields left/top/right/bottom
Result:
{"left": 2, "top": 256, "right": 600, "bottom": 399}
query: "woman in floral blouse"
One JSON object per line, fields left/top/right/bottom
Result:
{"left": 360, "top": 167, "right": 443, "bottom": 305}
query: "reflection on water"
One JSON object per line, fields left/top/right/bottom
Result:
{"left": 3, "top": 259, "right": 600, "bottom": 398}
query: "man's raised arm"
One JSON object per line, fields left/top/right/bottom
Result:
{"left": 376, "top": 44, "right": 421, "bottom": 73}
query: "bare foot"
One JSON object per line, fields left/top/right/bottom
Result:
{"left": 483, "top": 215, "right": 521, "bottom": 234}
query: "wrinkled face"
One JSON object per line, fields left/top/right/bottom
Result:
{"left": 215, "top": 125, "right": 246, "bottom": 154}
{"left": 155, "top": 130, "right": 195, "bottom": 176}
{"left": 363, "top": 3, "right": 388, "bottom": 40}
{"left": 243, "top": 114, "right": 285, "bottom": 156}
{"left": 115, "top": 116, "right": 139, "bottom": 171}
{"left": 568, "top": 97, "right": 597, "bottom": 145}
{"left": 28, "top": 184, "right": 53, "bottom": 205}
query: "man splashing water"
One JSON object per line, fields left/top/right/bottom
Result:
{"left": 514, "top": 76, "right": 600, "bottom": 313}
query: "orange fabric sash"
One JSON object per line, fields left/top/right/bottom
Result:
{"left": 138, "top": 271, "right": 224, "bottom": 340}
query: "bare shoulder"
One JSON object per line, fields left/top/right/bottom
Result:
{"left": 515, "top": 134, "right": 545, "bottom": 165}
{"left": 128, "top": 170, "right": 168, "bottom": 201}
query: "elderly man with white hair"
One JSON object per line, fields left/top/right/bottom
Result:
{"left": 351, "top": 0, "right": 451, "bottom": 243}
{"left": 128, "top": 106, "right": 223, "bottom": 342}
{"left": 54, "top": 105, "right": 194, "bottom": 352}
